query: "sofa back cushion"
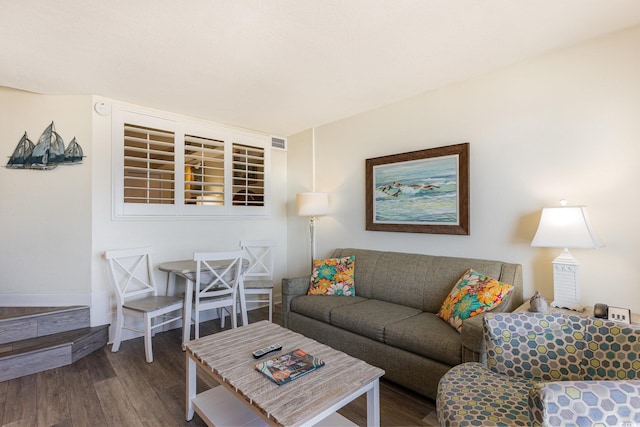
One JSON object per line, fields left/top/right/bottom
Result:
{"left": 330, "top": 248, "right": 522, "bottom": 313}
{"left": 582, "top": 318, "right": 640, "bottom": 380}
{"left": 484, "top": 313, "right": 587, "bottom": 381}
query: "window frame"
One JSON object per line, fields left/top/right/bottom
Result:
{"left": 112, "top": 106, "right": 270, "bottom": 219}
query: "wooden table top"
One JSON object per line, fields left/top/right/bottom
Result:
{"left": 185, "top": 321, "right": 385, "bottom": 426}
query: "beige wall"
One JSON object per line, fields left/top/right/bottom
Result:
{"left": 288, "top": 25, "right": 640, "bottom": 313}
{"left": 0, "top": 87, "right": 93, "bottom": 303}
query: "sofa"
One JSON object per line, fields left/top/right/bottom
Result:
{"left": 281, "top": 248, "right": 523, "bottom": 399}
{"left": 437, "top": 312, "right": 640, "bottom": 426}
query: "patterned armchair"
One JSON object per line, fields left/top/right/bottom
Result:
{"left": 436, "top": 312, "right": 640, "bottom": 426}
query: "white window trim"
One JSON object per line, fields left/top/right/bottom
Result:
{"left": 111, "top": 106, "right": 270, "bottom": 220}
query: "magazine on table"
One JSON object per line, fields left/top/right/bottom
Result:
{"left": 255, "top": 349, "right": 325, "bottom": 385}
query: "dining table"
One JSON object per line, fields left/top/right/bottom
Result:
{"left": 157, "top": 258, "right": 250, "bottom": 346}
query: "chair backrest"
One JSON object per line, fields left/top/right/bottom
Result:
{"left": 105, "top": 247, "right": 157, "bottom": 306}
{"left": 240, "top": 240, "right": 276, "bottom": 281}
{"left": 194, "top": 250, "right": 244, "bottom": 298}
{"left": 484, "top": 312, "right": 587, "bottom": 382}
{"left": 582, "top": 317, "right": 640, "bottom": 380}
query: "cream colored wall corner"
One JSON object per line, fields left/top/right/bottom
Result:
{"left": 286, "top": 25, "right": 640, "bottom": 314}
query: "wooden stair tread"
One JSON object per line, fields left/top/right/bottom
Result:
{"left": 0, "top": 325, "right": 109, "bottom": 358}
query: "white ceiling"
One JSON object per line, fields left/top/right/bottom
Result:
{"left": 2, "top": 1, "right": 640, "bottom": 136}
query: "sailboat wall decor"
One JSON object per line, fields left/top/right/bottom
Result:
{"left": 6, "top": 121, "right": 85, "bottom": 170}
{"left": 6, "top": 132, "right": 35, "bottom": 169}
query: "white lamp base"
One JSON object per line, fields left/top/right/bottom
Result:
{"left": 550, "top": 249, "right": 585, "bottom": 312}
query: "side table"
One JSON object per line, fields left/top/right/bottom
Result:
{"left": 515, "top": 300, "right": 640, "bottom": 324}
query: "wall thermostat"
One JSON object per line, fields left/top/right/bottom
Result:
{"left": 94, "top": 101, "right": 111, "bottom": 116}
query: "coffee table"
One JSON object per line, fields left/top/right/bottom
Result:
{"left": 185, "top": 320, "right": 385, "bottom": 426}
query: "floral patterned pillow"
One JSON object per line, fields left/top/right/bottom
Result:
{"left": 437, "top": 269, "right": 514, "bottom": 332}
{"left": 307, "top": 256, "right": 355, "bottom": 296}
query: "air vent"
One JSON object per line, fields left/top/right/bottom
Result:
{"left": 271, "top": 136, "right": 286, "bottom": 151}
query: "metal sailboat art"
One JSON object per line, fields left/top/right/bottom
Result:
{"left": 64, "top": 137, "right": 84, "bottom": 163}
{"left": 6, "top": 132, "right": 35, "bottom": 169}
{"left": 6, "top": 121, "right": 84, "bottom": 169}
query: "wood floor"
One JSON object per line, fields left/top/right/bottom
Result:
{"left": 0, "top": 306, "right": 438, "bottom": 427}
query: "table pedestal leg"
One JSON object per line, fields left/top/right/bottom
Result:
{"left": 182, "top": 279, "right": 194, "bottom": 348}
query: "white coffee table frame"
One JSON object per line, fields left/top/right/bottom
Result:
{"left": 185, "top": 321, "right": 384, "bottom": 426}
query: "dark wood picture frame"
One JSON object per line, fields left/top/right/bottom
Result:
{"left": 365, "top": 143, "right": 469, "bottom": 235}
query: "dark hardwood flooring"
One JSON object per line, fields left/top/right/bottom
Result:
{"left": 0, "top": 306, "right": 437, "bottom": 427}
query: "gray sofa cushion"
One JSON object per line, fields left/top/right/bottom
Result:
{"left": 330, "top": 248, "right": 520, "bottom": 313}
{"left": 290, "top": 295, "right": 368, "bottom": 323}
{"left": 385, "top": 312, "right": 463, "bottom": 366}
{"left": 330, "top": 299, "right": 422, "bottom": 342}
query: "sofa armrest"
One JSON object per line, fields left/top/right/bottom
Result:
{"left": 528, "top": 380, "right": 640, "bottom": 426}
{"left": 281, "top": 276, "right": 310, "bottom": 328}
{"left": 460, "top": 315, "right": 486, "bottom": 363}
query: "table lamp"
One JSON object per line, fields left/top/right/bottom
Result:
{"left": 296, "top": 192, "right": 329, "bottom": 268}
{"left": 530, "top": 200, "right": 604, "bottom": 311}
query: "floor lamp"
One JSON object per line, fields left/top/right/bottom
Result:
{"left": 296, "top": 192, "right": 329, "bottom": 269}
{"left": 530, "top": 200, "right": 604, "bottom": 311}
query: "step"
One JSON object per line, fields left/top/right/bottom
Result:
{"left": 0, "top": 325, "right": 109, "bottom": 382}
{"left": 0, "top": 306, "right": 90, "bottom": 345}
{"left": 0, "top": 307, "right": 109, "bottom": 382}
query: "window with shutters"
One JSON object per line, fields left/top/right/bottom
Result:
{"left": 123, "top": 124, "right": 175, "bottom": 205}
{"left": 184, "top": 134, "right": 225, "bottom": 206}
{"left": 232, "top": 143, "right": 265, "bottom": 206}
{"left": 112, "top": 107, "right": 269, "bottom": 218}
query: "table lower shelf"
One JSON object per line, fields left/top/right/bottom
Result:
{"left": 193, "top": 386, "right": 357, "bottom": 427}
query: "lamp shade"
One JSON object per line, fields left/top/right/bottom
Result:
{"left": 531, "top": 205, "right": 604, "bottom": 249}
{"left": 296, "top": 192, "right": 329, "bottom": 217}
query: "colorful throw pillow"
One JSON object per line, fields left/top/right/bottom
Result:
{"left": 437, "top": 269, "right": 514, "bottom": 332}
{"left": 307, "top": 256, "right": 355, "bottom": 296}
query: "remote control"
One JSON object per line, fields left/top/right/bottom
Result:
{"left": 252, "top": 344, "right": 283, "bottom": 359}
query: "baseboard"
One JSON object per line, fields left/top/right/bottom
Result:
{"left": 1, "top": 293, "right": 91, "bottom": 307}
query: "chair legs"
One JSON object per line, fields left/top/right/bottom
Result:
{"left": 219, "top": 307, "right": 227, "bottom": 328}
{"left": 267, "top": 289, "right": 273, "bottom": 323}
{"left": 213, "top": 304, "right": 237, "bottom": 329}
{"left": 144, "top": 313, "right": 154, "bottom": 363}
{"left": 111, "top": 310, "right": 124, "bottom": 353}
{"left": 194, "top": 306, "right": 200, "bottom": 340}
{"left": 231, "top": 296, "right": 238, "bottom": 329}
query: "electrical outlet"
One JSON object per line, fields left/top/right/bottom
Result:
{"left": 607, "top": 306, "right": 631, "bottom": 324}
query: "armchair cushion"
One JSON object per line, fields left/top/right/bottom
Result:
{"left": 437, "top": 362, "right": 534, "bottom": 426}
{"left": 529, "top": 380, "right": 640, "bottom": 426}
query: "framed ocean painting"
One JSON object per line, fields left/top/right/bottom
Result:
{"left": 365, "top": 143, "right": 469, "bottom": 235}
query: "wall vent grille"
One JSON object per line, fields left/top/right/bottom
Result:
{"left": 271, "top": 136, "right": 286, "bottom": 151}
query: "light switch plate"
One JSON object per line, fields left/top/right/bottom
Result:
{"left": 607, "top": 306, "right": 631, "bottom": 324}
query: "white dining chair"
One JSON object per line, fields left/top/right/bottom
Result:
{"left": 193, "top": 250, "right": 244, "bottom": 339}
{"left": 222, "top": 240, "right": 277, "bottom": 326}
{"left": 104, "top": 247, "right": 184, "bottom": 363}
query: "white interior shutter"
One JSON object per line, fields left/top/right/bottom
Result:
{"left": 232, "top": 143, "right": 265, "bottom": 206}
{"left": 184, "top": 134, "right": 225, "bottom": 206}
{"left": 123, "top": 124, "right": 175, "bottom": 204}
